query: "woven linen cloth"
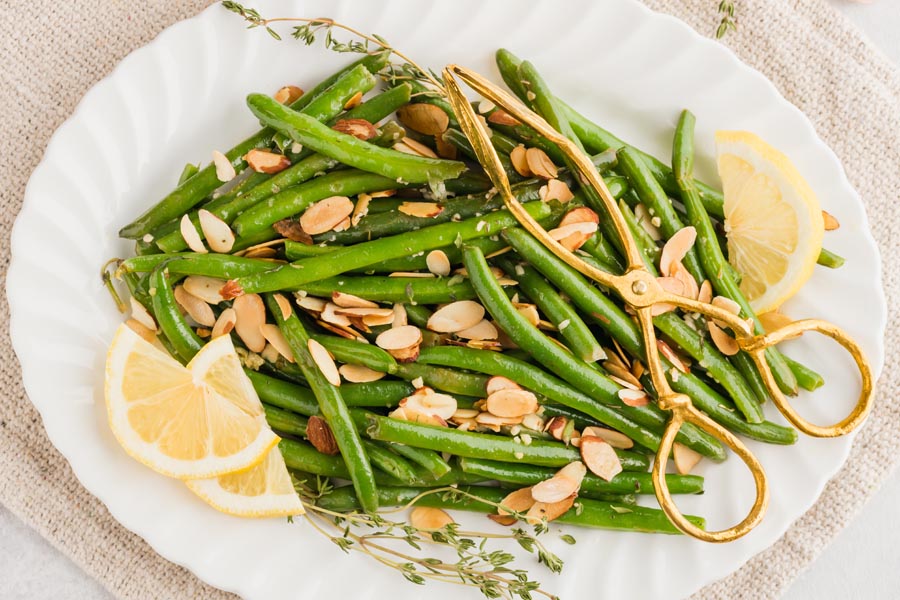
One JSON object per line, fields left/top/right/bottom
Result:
{"left": 1, "top": 0, "right": 898, "bottom": 598}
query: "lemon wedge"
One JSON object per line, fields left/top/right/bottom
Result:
{"left": 105, "top": 324, "right": 278, "bottom": 479}
{"left": 186, "top": 445, "right": 305, "bottom": 518}
{"left": 716, "top": 130, "right": 824, "bottom": 313}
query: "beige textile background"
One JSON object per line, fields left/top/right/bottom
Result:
{"left": 1, "top": 1, "right": 897, "bottom": 598}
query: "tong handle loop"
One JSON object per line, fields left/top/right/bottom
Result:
{"left": 652, "top": 403, "right": 769, "bottom": 543}
{"left": 742, "top": 319, "right": 874, "bottom": 437}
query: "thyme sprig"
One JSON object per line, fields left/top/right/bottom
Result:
{"left": 716, "top": 1, "right": 738, "bottom": 39}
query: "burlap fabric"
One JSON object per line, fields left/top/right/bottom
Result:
{"left": 1, "top": 1, "right": 897, "bottom": 598}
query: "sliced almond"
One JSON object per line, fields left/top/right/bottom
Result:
{"left": 409, "top": 506, "right": 454, "bottom": 531}
{"left": 538, "top": 178, "right": 575, "bottom": 203}
{"left": 525, "top": 495, "right": 575, "bottom": 525}
{"left": 125, "top": 318, "right": 157, "bottom": 344}
{"left": 389, "top": 406, "right": 447, "bottom": 427}
{"left": 211, "top": 308, "right": 237, "bottom": 338}
{"left": 320, "top": 303, "right": 352, "bottom": 327}
{"left": 604, "top": 363, "right": 642, "bottom": 390}
{"left": 398, "top": 201, "right": 443, "bottom": 219}
{"left": 498, "top": 487, "right": 537, "bottom": 517}
{"left": 455, "top": 319, "right": 499, "bottom": 341}
{"left": 475, "top": 412, "right": 523, "bottom": 427}
{"left": 521, "top": 413, "right": 545, "bottom": 432}
{"left": 232, "top": 294, "right": 267, "bottom": 352}
{"left": 244, "top": 149, "right": 291, "bottom": 174}
{"left": 708, "top": 321, "right": 739, "bottom": 356}
{"left": 486, "top": 388, "right": 538, "bottom": 419}
{"left": 434, "top": 134, "right": 458, "bottom": 159}
{"left": 299, "top": 196, "right": 354, "bottom": 235}
{"left": 332, "top": 291, "right": 379, "bottom": 309}
{"left": 343, "top": 91, "right": 363, "bottom": 110}
{"left": 487, "top": 109, "right": 520, "bottom": 127}
{"left": 296, "top": 295, "right": 327, "bottom": 312}
{"left": 671, "top": 262, "right": 700, "bottom": 300}
{"left": 307, "top": 338, "right": 341, "bottom": 385}
{"left": 273, "top": 85, "right": 303, "bottom": 105}
{"left": 660, "top": 226, "right": 698, "bottom": 276}
{"left": 180, "top": 214, "right": 207, "bottom": 254}
{"left": 389, "top": 304, "right": 407, "bottom": 328}
{"left": 375, "top": 325, "right": 422, "bottom": 362}
{"left": 259, "top": 323, "right": 294, "bottom": 363}
{"left": 582, "top": 426, "right": 634, "bottom": 449}
{"left": 243, "top": 246, "right": 279, "bottom": 259}
{"left": 548, "top": 222, "right": 599, "bottom": 252}
{"left": 388, "top": 271, "right": 436, "bottom": 278}
{"left": 634, "top": 204, "right": 661, "bottom": 241}
{"left": 332, "top": 118, "right": 377, "bottom": 141}
{"left": 511, "top": 304, "right": 539, "bottom": 327}
{"left": 394, "top": 137, "right": 438, "bottom": 159}
{"left": 759, "top": 310, "right": 793, "bottom": 333}
{"left": 580, "top": 436, "right": 623, "bottom": 481}
{"left": 486, "top": 375, "right": 521, "bottom": 395}
{"left": 173, "top": 285, "right": 216, "bottom": 327}
{"left": 698, "top": 279, "right": 713, "bottom": 304}
{"left": 351, "top": 193, "right": 371, "bottom": 226}
{"left": 339, "top": 363, "right": 385, "bottom": 383}
{"left": 657, "top": 339, "right": 690, "bottom": 373}
{"left": 674, "top": 443, "right": 703, "bottom": 474}
{"left": 197, "top": 209, "right": 235, "bottom": 253}
{"left": 317, "top": 320, "right": 359, "bottom": 340}
{"left": 544, "top": 416, "right": 568, "bottom": 440}
{"left": 426, "top": 250, "right": 451, "bottom": 276}
{"left": 524, "top": 147, "right": 558, "bottom": 179}
{"left": 510, "top": 145, "right": 532, "bottom": 177}
{"left": 260, "top": 343, "right": 279, "bottom": 364}
{"left": 183, "top": 276, "right": 227, "bottom": 305}
{"left": 272, "top": 293, "right": 293, "bottom": 320}
{"left": 618, "top": 388, "right": 650, "bottom": 407}
{"left": 212, "top": 150, "right": 235, "bottom": 182}
{"left": 307, "top": 415, "right": 339, "bottom": 455}
{"left": 712, "top": 295, "right": 742, "bottom": 316}
{"left": 334, "top": 307, "right": 394, "bottom": 319}
{"left": 427, "top": 300, "right": 485, "bottom": 333}
{"left": 531, "top": 462, "right": 586, "bottom": 503}
{"left": 397, "top": 103, "right": 450, "bottom": 135}
{"left": 129, "top": 297, "right": 157, "bottom": 331}
{"left": 822, "top": 210, "right": 840, "bottom": 231}
{"left": 416, "top": 392, "right": 458, "bottom": 420}
{"left": 477, "top": 100, "right": 496, "bottom": 114}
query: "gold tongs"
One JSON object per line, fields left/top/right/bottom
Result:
{"left": 442, "top": 64, "right": 874, "bottom": 543}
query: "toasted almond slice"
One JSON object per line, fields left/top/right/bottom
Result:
{"left": 486, "top": 388, "right": 538, "bottom": 418}
{"left": 398, "top": 201, "right": 443, "bottom": 219}
{"left": 526, "top": 495, "right": 575, "bottom": 525}
{"left": 243, "top": 246, "right": 279, "bottom": 259}
{"left": 233, "top": 294, "right": 267, "bottom": 352}
{"left": 671, "top": 262, "right": 700, "bottom": 300}
{"left": 334, "top": 307, "right": 395, "bottom": 319}
{"left": 316, "top": 320, "right": 358, "bottom": 340}
{"left": 525, "top": 148, "right": 558, "bottom": 179}
{"left": 549, "top": 221, "right": 599, "bottom": 252}
{"left": 274, "top": 84, "right": 304, "bottom": 105}
{"left": 212, "top": 150, "right": 235, "bottom": 182}
{"left": 394, "top": 137, "right": 438, "bottom": 159}
{"left": 197, "top": 210, "right": 235, "bottom": 253}
{"left": 351, "top": 193, "right": 371, "bottom": 227}
{"left": 390, "top": 406, "right": 447, "bottom": 427}
{"left": 426, "top": 250, "right": 451, "bottom": 276}
{"left": 657, "top": 276, "right": 686, "bottom": 296}
{"left": 391, "top": 304, "right": 408, "bottom": 328}
{"left": 125, "top": 318, "right": 157, "bottom": 344}
{"left": 486, "top": 375, "right": 521, "bottom": 395}
{"left": 510, "top": 145, "right": 532, "bottom": 177}
{"left": 544, "top": 416, "right": 568, "bottom": 440}
{"left": 531, "top": 462, "right": 586, "bottom": 504}
{"left": 521, "top": 413, "right": 545, "bottom": 432}
{"left": 307, "top": 415, "right": 339, "bottom": 455}
{"left": 455, "top": 319, "right": 498, "bottom": 341}
{"left": 129, "top": 297, "right": 157, "bottom": 331}
{"left": 660, "top": 226, "right": 698, "bottom": 276}
{"left": 397, "top": 103, "right": 450, "bottom": 135}
{"left": 339, "top": 363, "right": 385, "bottom": 383}
{"left": 272, "top": 293, "right": 293, "bottom": 320}
{"left": 712, "top": 295, "right": 742, "bottom": 317}
{"left": 244, "top": 149, "right": 291, "bottom": 174}
{"left": 538, "top": 178, "right": 575, "bottom": 203}
{"left": 299, "top": 196, "right": 354, "bottom": 235}
{"left": 173, "top": 285, "right": 216, "bottom": 327}
{"left": 632, "top": 360, "right": 645, "bottom": 380}
{"left": 822, "top": 210, "right": 840, "bottom": 231}
{"left": 634, "top": 204, "right": 662, "bottom": 241}
{"left": 580, "top": 436, "right": 623, "bottom": 481}
{"left": 409, "top": 506, "right": 454, "bottom": 531}
{"left": 388, "top": 271, "right": 437, "bottom": 278}
{"left": 657, "top": 339, "right": 690, "bottom": 373}
{"left": 452, "top": 408, "right": 480, "bottom": 421}
{"left": 498, "top": 487, "right": 536, "bottom": 517}
{"left": 708, "top": 321, "right": 739, "bottom": 356}
{"left": 183, "top": 276, "right": 227, "bottom": 305}
{"left": 487, "top": 513, "right": 518, "bottom": 526}
{"left": 618, "top": 388, "right": 650, "bottom": 407}
{"left": 273, "top": 218, "right": 312, "bottom": 243}
{"left": 475, "top": 412, "right": 523, "bottom": 427}
{"left": 674, "top": 443, "right": 703, "bottom": 474}
{"left": 582, "top": 426, "right": 634, "bottom": 449}
{"left": 604, "top": 363, "right": 642, "bottom": 390}
{"left": 332, "top": 118, "right": 377, "bottom": 141}
{"left": 698, "top": 280, "right": 713, "bottom": 304}
{"left": 510, "top": 303, "right": 539, "bottom": 327}
{"left": 375, "top": 325, "right": 422, "bottom": 362}
{"left": 259, "top": 324, "right": 294, "bottom": 363}
{"left": 320, "top": 303, "right": 352, "bottom": 327}
{"left": 180, "top": 214, "right": 207, "bottom": 254}
{"left": 759, "top": 310, "right": 793, "bottom": 333}
{"left": 331, "top": 217, "right": 351, "bottom": 233}
{"left": 434, "top": 133, "right": 458, "bottom": 159}
{"left": 343, "top": 91, "right": 363, "bottom": 110}
{"left": 476, "top": 99, "right": 496, "bottom": 114}
{"left": 211, "top": 308, "right": 237, "bottom": 338}
{"left": 307, "top": 338, "right": 340, "bottom": 385}
{"left": 559, "top": 207, "right": 600, "bottom": 228}
{"left": 296, "top": 295, "right": 327, "bottom": 312}
{"left": 418, "top": 392, "right": 458, "bottom": 420}
{"left": 487, "top": 109, "right": 520, "bottom": 126}
{"left": 427, "top": 300, "right": 485, "bottom": 333}
{"left": 332, "top": 291, "right": 379, "bottom": 309}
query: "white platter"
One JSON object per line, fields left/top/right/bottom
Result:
{"left": 7, "top": 0, "right": 885, "bottom": 598}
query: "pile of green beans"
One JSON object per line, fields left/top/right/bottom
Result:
{"left": 112, "top": 49, "right": 838, "bottom": 537}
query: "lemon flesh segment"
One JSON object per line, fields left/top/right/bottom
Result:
{"left": 185, "top": 445, "right": 305, "bottom": 518}
{"left": 716, "top": 131, "right": 824, "bottom": 314}
{"left": 105, "top": 324, "right": 279, "bottom": 479}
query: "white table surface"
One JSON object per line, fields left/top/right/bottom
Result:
{"left": 2, "top": 1, "right": 898, "bottom": 598}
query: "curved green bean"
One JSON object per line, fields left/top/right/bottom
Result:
{"left": 362, "top": 440, "right": 420, "bottom": 484}
{"left": 149, "top": 265, "right": 202, "bottom": 363}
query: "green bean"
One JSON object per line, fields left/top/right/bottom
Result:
{"left": 781, "top": 354, "right": 825, "bottom": 391}
{"left": 817, "top": 248, "right": 846, "bottom": 269}
{"left": 403, "top": 304, "right": 432, "bottom": 328}
{"left": 458, "top": 457, "right": 704, "bottom": 495}
{"left": 393, "top": 362, "right": 491, "bottom": 398}
{"left": 149, "top": 265, "right": 202, "bottom": 362}
{"left": 233, "top": 170, "right": 403, "bottom": 237}
{"left": 303, "top": 276, "right": 477, "bottom": 304}
{"left": 381, "top": 443, "right": 452, "bottom": 479}
{"left": 495, "top": 256, "right": 605, "bottom": 363}
{"left": 415, "top": 345, "right": 671, "bottom": 455}
{"left": 120, "top": 61, "right": 383, "bottom": 239}
{"left": 120, "top": 253, "right": 272, "bottom": 279}
{"left": 366, "top": 414, "right": 649, "bottom": 470}
{"left": 278, "top": 439, "right": 406, "bottom": 486}
{"left": 225, "top": 200, "right": 561, "bottom": 296}
{"left": 310, "top": 334, "right": 398, "bottom": 373}
{"left": 177, "top": 163, "right": 199, "bottom": 185}
{"left": 247, "top": 94, "right": 466, "bottom": 185}
{"left": 263, "top": 404, "right": 308, "bottom": 437}
{"left": 362, "top": 440, "right": 420, "bottom": 483}
{"left": 579, "top": 232, "right": 626, "bottom": 274}
{"left": 265, "top": 295, "right": 378, "bottom": 512}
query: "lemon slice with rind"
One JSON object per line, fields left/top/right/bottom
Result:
{"left": 186, "top": 445, "right": 305, "bottom": 518}
{"left": 105, "top": 324, "right": 278, "bottom": 479}
{"left": 716, "top": 130, "right": 824, "bottom": 313}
